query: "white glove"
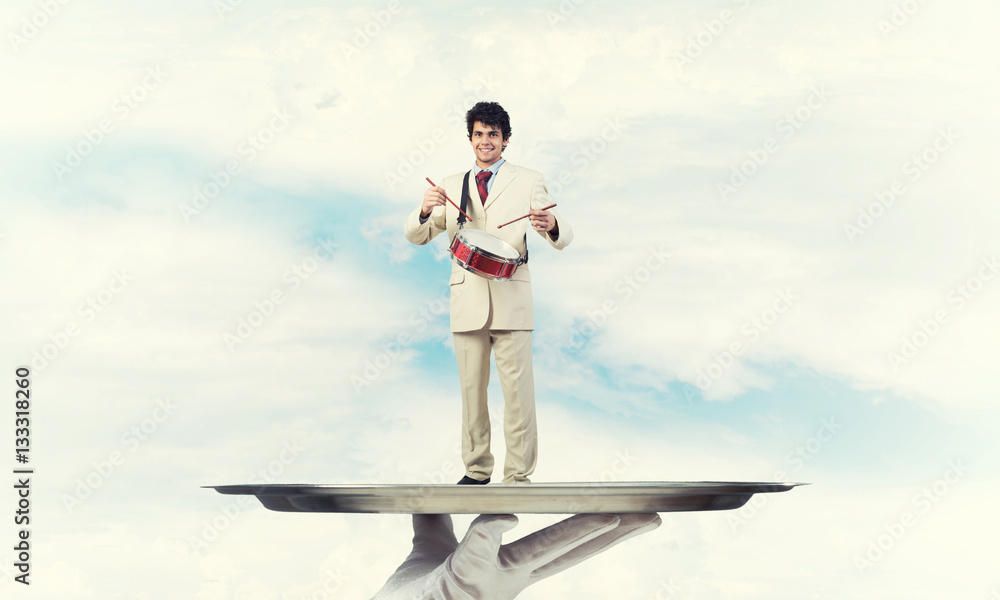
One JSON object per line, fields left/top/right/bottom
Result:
{"left": 372, "top": 512, "right": 661, "bottom": 600}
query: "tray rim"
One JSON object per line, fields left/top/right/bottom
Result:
{"left": 202, "top": 481, "right": 810, "bottom": 497}
{"left": 203, "top": 481, "right": 806, "bottom": 514}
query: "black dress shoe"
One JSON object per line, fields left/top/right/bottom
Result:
{"left": 457, "top": 475, "right": 491, "bottom": 485}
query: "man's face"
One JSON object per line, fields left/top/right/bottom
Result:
{"left": 470, "top": 121, "right": 507, "bottom": 167}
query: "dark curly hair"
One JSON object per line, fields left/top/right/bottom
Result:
{"left": 466, "top": 101, "right": 511, "bottom": 147}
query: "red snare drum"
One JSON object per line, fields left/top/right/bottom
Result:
{"left": 449, "top": 229, "right": 524, "bottom": 281}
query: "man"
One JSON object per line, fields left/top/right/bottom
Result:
{"left": 403, "top": 101, "right": 572, "bottom": 485}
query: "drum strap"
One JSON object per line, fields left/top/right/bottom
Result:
{"left": 459, "top": 170, "right": 471, "bottom": 227}
{"left": 459, "top": 169, "right": 529, "bottom": 265}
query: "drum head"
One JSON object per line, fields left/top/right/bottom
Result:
{"left": 460, "top": 229, "right": 521, "bottom": 261}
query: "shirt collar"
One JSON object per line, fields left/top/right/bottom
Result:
{"left": 475, "top": 158, "right": 504, "bottom": 176}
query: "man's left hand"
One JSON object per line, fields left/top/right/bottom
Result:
{"left": 528, "top": 209, "right": 558, "bottom": 235}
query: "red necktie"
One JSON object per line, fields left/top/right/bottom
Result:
{"left": 476, "top": 171, "right": 492, "bottom": 205}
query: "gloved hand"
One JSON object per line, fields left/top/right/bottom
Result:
{"left": 372, "top": 512, "right": 661, "bottom": 600}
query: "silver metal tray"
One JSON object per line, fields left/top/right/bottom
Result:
{"left": 207, "top": 482, "right": 803, "bottom": 514}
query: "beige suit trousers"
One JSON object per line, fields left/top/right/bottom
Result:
{"left": 453, "top": 310, "right": 536, "bottom": 485}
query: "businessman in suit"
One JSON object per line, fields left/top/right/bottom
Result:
{"left": 403, "top": 101, "right": 572, "bottom": 485}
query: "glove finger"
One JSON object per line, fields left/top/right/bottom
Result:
{"left": 410, "top": 514, "right": 459, "bottom": 560}
{"left": 499, "top": 514, "right": 620, "bottom": 570}
{"left": 450, "top": 514, "right": 519, "bottom": 573}
{"left": 391, "top": 515, "right": 460, "bottom": 581}
{"left": 526, "top": 513, "right": 661, "bottom": 580}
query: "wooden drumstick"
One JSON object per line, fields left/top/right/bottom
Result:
{"left": 497, "top": 204, "right": 557, "bottom": 229}
{"left": 425, "top": 177, "right": 473, "bottom": 222}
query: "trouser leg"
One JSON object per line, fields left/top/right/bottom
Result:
{"left": 491, "top": 329, "right": 536, "bottom": 484}
{"left": 453, "top": 327, "right": 493, "bottom": 480}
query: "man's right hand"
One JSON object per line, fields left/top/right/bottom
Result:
{"left": 420, "top": 186, "right": 446, "bottom": 219}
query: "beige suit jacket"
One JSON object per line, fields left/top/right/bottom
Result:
{"left": 403, "top": 162, "right": 572, "bottom": 332}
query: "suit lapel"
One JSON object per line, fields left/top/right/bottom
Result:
{"left": 484, "top": 162, "right": 515, "bottom": 211}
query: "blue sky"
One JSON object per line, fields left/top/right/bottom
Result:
{"left": 1, "top": 0, "right": 998, "bottom": 598}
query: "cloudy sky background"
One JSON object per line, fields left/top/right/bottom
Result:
{"left": 1, "top": 0, "right": 998, "bottom": 598}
